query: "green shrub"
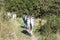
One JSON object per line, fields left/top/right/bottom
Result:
{"left": 38, "top": 15, "right": 60, "bottom": 35}
{"left": 34, "top": 15, "right": 60, "bottom": 40}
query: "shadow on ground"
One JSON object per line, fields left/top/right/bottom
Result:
{"left": 21, "top": 26, "right": 27, "bottom": 29}
{"left": 21, "top": 30, "right": 31, "bottom": 36}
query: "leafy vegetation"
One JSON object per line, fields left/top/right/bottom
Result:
{"left": 0, "top": 0, "right": 60, "bottom": 40}
{"left": 34, "top": 15, "right": 60, "bottom": 40}
{"left": 4, "top": 0, "right": 60, "bottom": 17}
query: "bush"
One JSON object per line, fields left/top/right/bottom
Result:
{"left": 34, "top": 15, "right": 60, "bottom": 40}
{"left": 38, "top": 15, "right": 60, "bottom": 35}
{"left": 4, "top": 0, "right": 60, "bottom": 17}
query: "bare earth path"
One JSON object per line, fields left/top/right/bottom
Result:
{"left": 31, "top": 33, "right": 37, "bottom": 40}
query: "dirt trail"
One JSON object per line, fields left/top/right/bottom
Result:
{"left": 31, "top": 33, "right": 37, "bottom": 40}
{"left": 56, "top": 32, "right": 60, "bottom": 40}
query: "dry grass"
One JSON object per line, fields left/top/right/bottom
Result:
{"left": 0, "top": 19, "right": 19, "bottom": 40}
{"left": 35, "top": 18, "right": 40, "bottom": 27}
{"left": 0, "top": 13, "right": 31, "bottom": 40}
{"left": 35, "top": 18, "right": 47, "bottom": 27}
{"left": 0, "top": 13, "right": 19, "bottom": 40}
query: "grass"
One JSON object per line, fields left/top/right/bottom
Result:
{"left": 16, "top": 18, "right": 31, "bottom": 40}
{"left": 34, "top": 15, "right": 60, "bottom": 40}
{"left": 0, "top": 13, "right": 60, "bottom": 40}
{"left": 16, "top": 26, "right": 31, "bottom": 40}
{"left": 0, "top": 13, "right": 31, "bottom": 40}
{"left": 16, "top": 15, "right": 60, "bottom": 40}
{"left": 0, "top": 18, "right": 31, "bottom": 40}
